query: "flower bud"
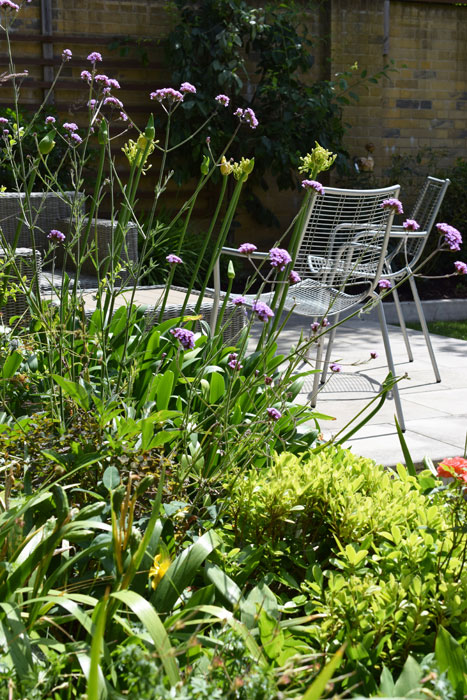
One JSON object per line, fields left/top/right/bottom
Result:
{"left": 38, "top": 131, "right": 55, "bottom": 155}
{"left": 98, "top": 119, "right": 109, "bottom": 145}
{"left": 201, "top": 154, "right": 210, "bottom": 175}
{"left": 227, "top": 260, "right": 235, "bottom": 279}
{"left": 144, "top": 114, "right": 155, "bottom": 140}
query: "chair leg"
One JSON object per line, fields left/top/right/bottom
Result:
{"left": 377, "top": 301, "right": 406, "bottom": 432}
{"left": 392, "top": 286, "right": 413, "bottom": 362}
{"left": 320, "top": 315, "right": 339, "bottom": 384}
{"left": 408, "top": 275, "right": 441, "bottom": 383}
{"left": 310, "top": 332, "right": 325, "bottom": 408}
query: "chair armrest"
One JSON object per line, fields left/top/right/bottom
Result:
{"left": 389, "top": 229, "right": 428, "bottom": 239}
{"left": 220, "top": 246, "right": 269, "bottom": 260}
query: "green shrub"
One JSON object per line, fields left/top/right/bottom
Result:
{"left": 227, "top": 448, "right": 467, "bottom": 692}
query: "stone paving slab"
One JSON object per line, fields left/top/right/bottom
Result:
{"left": 248, "top": 311, "right": 467, "bottom": 468}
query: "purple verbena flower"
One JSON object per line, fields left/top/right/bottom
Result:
{"left": 370, "top": 350, "right": 379, "bottom": 359}
{"left": 252, "top": 300, "right": 274, "bottom": 322}
{"left": 301, "top": 179, "right": 325, "bottom": 195}
{"left": 403, "top": 218, "right": 420, "bottom": 231}
{"left": 80, "top": 70, "right": 92, "bottom": 82}
{"left": 87, "top": 51, "right": 103, "bottom": 64}
{"left": 310, "top": 321, "right": 320, "bottom": 333}
{"left": 0, "top": 117, "right": 8, "bottom": 125}
{"left": 238, "top": 243, "right": 257, "bottom": 255}
{"left": 63, "top": 122, "right": 78, "bottom": 132}
{"left": 330, "top": 362, "right": 342, "bottom": 373}
{"left": 215, "top": 94, "right": 230, "bottom": 107}
{"left": 227, "top": 353, "right": 243, "bottom": 370}
{"left": 322, "top": 318, "right": 330, "bottom": 327}
{"left": 107, "top": 78, "right": 121, "bottom": 89}
{"left": 166, "top": 254, "right": 183, "bottom": 264}
{"left": 454, "top": 260, "right": 467, "bottom": 275}
{"left": 180, "top": 81, "right": 196, "bottom": 94}
{"left": 69, "top": 133, "right": 82, "bottom": 145}
{"left": 47, "top": 229, "right": 65, "bottom": 243}
{"left": 2, "top": 129, "right": 9, "bottom": 136}
{"left": 0, "top": 1, "right": 19, "bottom": 11}
{"left": 170, "top": 327, "right": 195, "bottom": 350}
{"left": 380, "top": 198, "right": 404, "bottom": 215}
{"left": 62, "top": 49, "right": 72, "bottom": 61}
{"left": 234, "top": 107, "right": 258, "bottom": 129}
{"left": 264, "top": 375, "right": 273, "bottom": 385}
{"left": 437, "top": 222, "right": 463, "bottom": 251}
{"left": 233, "top": 296, "right": 247, "bottom": 306}
{"left": 104, "top": 96, "right": 124, "bottom": 110}
{"left": 378, "top": 279, "right": 392, "bottom": 289}
{"left": 119, "top": 111, "right": 128, "bottom": 121}
{"left": 269, "top": 247, "right": 292, "bottom": 271}
{"left": 88, "top": 99, "right": 97, "bottom": 109}
{"left": 289, "top": 270, "right": 301, "bottom": 284}
{"left": 150, "top": 88, "right": 184, "bottom": 104}
{"left": 267, "top": 407, "right": 282, "bottom": 421}
{"left": 45, "top": 115, "right": 56, "bottom": 124}
{"left": 94, "top": 74, "right": 111, "bottom": 87}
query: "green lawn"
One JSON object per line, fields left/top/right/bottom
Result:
{"left": 405, "top": 319, "right": 467, "bottom": 341}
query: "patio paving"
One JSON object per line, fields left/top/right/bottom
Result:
{"left": 248, "top": 311, "right": 467, "bottom": 468}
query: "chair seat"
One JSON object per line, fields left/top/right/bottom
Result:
{"left": 248, "top": 278, "right": 365, "bottom": 318}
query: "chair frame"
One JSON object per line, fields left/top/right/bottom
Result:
{"left": 214, "top": 184, "right": 409, "bottom": 430}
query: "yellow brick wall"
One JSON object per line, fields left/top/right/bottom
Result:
{"left": 2, "top": 0, "right": 466, "bottom": 240}
{"left": 331, "top": 0, "right": 467, "bottom": 193}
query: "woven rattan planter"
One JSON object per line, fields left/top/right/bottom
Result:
{"left": 0, "top": 191, "right": 84, "bottom": 252}
{"left": 0, "top": 247, "right": 42, "bottom": 323}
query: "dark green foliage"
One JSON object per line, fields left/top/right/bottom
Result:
{"left": 164, "top": 0, "right": 385, "bottom": 221}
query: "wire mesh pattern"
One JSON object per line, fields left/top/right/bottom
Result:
{"left": 259, "top": 185, "right": 400, "bottom": 318}
{"left": 386, "top": 176, "right": 450, "bottom": 275}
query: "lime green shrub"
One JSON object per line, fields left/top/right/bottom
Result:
{"left": 227, "top": 448, "right": 467, "bottom": 690}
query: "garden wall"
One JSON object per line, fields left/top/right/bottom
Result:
{"left": 1, "top": 0, "right": 466, "bottom": 242}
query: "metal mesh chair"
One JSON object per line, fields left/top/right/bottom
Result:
{"left": 215, "top": 185, "right": 407, "bottom": 429}
{"left": 384, "top": 176, "right": 451, "bottom": 382}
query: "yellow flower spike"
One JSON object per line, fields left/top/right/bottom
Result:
{"left": 220, "top": 155, "right": 233, "bottom": 176}
{"left": 298, "top": 142, "right": 337, "bottom": 180}
{"left": 149, "top": 548, "right": 171, "bottom": 590}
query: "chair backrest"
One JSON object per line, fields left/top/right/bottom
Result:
{"left": 404, "top": 175, "right": 450, "bottom": 263}
{"left": 294, "top": 184, "right": 401, "bottom": 296}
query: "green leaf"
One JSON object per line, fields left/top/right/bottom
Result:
{"left": 52, "top": 374, "right": 90, "bottom": 411}
{"left": 258, "top": 608, "right": 284, "bottom": 659}
{"left": 393, "top": 656, "right": 423, "bottom": 696}
{"left": 1, "top": 350, "right": 22, "bottom": 379}
{"left": 302, "top": 645, "right": 346, "bottom": 700}
{"left": 156, "top": 370, "right": 174, "bottom": 411}
{"left": 103, "top": 466, "right": 120, "bottom": 491}
{"left": 435, "top": 626, "right": 467, "bottom": 698}
{"left": 205, "top": 562, "right": 242, "bottom": 608}
{"left": 153, "top": 530, "right": 221, "bottom": 612}
{"left": 111, "top": 590, "right": 179, "bottom": 686}
{"left": 86, "top": 597, "right": 108, "bottom": 700}
{"left": 209, "top": 371, "right": 225, "bottom": 404}
{"left": 395, "top": 416, "right": 417, "bottom": 477}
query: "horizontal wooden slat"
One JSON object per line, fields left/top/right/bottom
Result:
{"left": 9, "top": 32, "right": 165, "bottom": 46}
{"left": 0, "top": 55, "right": 166, "bottom": 70}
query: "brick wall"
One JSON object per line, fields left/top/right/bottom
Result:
{"left": 331, "top": 0, "right": 467, "bottom": 191}
{"left": 2, "top": 0, "right": 466, "bottom": 240}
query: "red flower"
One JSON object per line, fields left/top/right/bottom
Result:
{"left": 437, "top": 457, "right": 467, "bottom": 480}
